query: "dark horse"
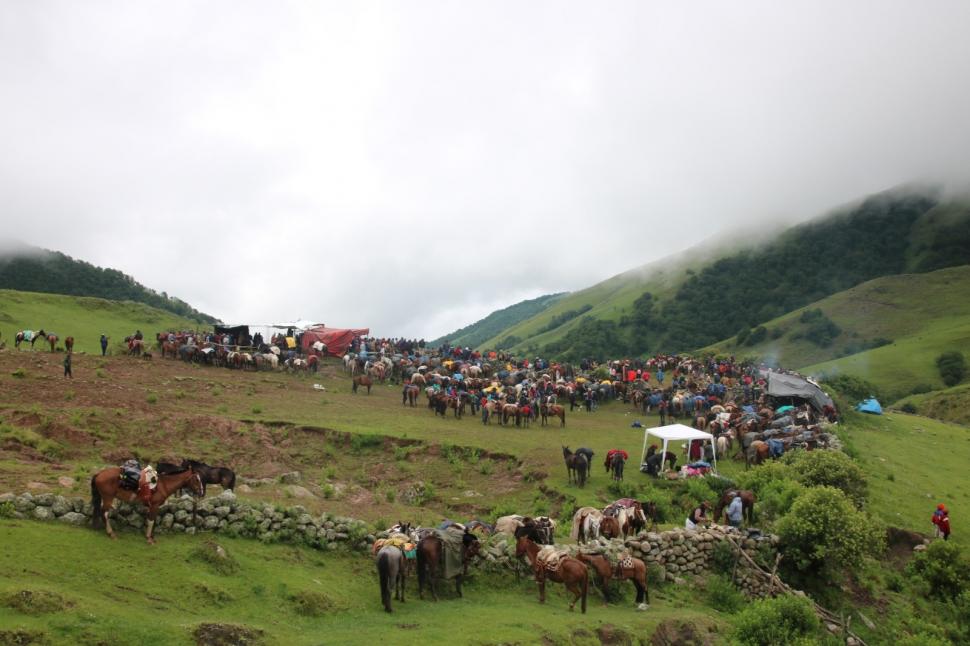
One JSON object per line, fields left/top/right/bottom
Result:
{"left": 576, "top": 552, "right": 649, "bottom": 609}
{"left": 91, "top": 465, "right": 203, "bottom": 543}
{"left": 376, "top": 544, "right": 407, "bottom": 612}
{"left": 562, "top": 446, "right": 588, "bottom": 487}
{"left": 605, "top": 450, "right": 627, "bottom": 482}
{"left": 180, "top": 459, "right": 236, "bottom": 496}
{"left": 515, "top": 529, "right": 588, "bottom": 613}
{"left": 416, "top": 529, "right": 480, "bottom": 601}
{"left": 713, "top": 489, "right": 756, "bottom": 525}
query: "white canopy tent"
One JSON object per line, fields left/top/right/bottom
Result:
{"left": 640, "top": 423, "right": 717, "bottom": 473}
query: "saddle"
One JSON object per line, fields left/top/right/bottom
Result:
{"left": 536, "top": 545, "right": 569, "bottom": 573}
{"left": 119, "top": 460, "right": 158, "bottom": 504}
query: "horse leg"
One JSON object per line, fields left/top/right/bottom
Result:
{"left": 102, "top": 497, "right": 117, "bottom": 539}
{"left": 455, "top": 574, "right": 462, "bottom": 598}
{"left": 146, "top": 505, "right": 157, "bottom": 544}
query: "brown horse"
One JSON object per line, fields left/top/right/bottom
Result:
{"left": 161, "top": 341, "right": 179, "bottom": 359}
{"left": 416, "top": 530, "right": 480, "bottom": 601}
{"left": 562, "top": 446, "right": 588, "bottom": 487}
{"left": 540, "top": 403, "right": 566, "bottom": 427}
{"left": 515, "top": 531, "right": 588, "bottom": 613}
{"left": 402, "top": 384, "right": 419, "bottom": 407}
{"left": 34, "top": 331, "right": 57, "bottom": 352}
{"left": 352, "top": 375, "right": 373, "bottom": 394}
{"left": 64, "top": 336, "right": 74, "bottom": 353}
{"left": 713, "top": 489, "right": 756, "bottom": 525}
{"left": 576, "top": 552, "right": 649, "bottom": 609}
{"left": 90, "top": 466, "right": 202, "bottom": 543}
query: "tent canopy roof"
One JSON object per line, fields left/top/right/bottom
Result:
{"left": 645, "top": 423, "right": 714, "bottom": 442}
{"left": 766, "top": 371, "right": 834, "bottom": 412}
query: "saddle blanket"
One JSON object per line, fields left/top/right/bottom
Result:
{"left": 536, "top": 545, "right": 569, "bottom": 572}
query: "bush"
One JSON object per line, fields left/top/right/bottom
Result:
{"left": 146, "top": 392, "right": 158, "bottom": 404}
{"left": 776, "top": 486, "right": 883, "bottom": 576}
{"left": 900, "top": 402, "right": 918, "bottom": 414}
{"left": 711, "top": 540, "right": 736, "bottom": 575}
{"left": 680, "top": 478, "right": 719, "bottom": 512}
{"left": 757, "top": 478, "right": 806, "bottom": 524}
{"left": 639, "top": 488, "right": 676, "bottom": 523}
{"left": 350, "top": 434, "right": 383, "bottom": 453}
{"left": 732, "top": 593, "right": 819, "bottom": 645}
{"left": 784, "top": 450, "right": 868, "bottom": 508}
{"left": 821, "top": 374, "right": 880, "bottom": 404}
{"left": 250, "top": 405, "right": 262, "bottom": 415}
{"left": 11, "top": 368, "right": 26, "bottom": 378}
{"left": 705, "top": 575, "right": 744, "bottom": 614}
{"left": 735, "top": 326, "right": 751, "bottom": 346}
{"left": 907, "top": 540, "right": 970, "bottom": 600}
{"left": 746, "top": 326, "right": 768, "bottom": 346}
{"left": 936, "top": 351, "right": 966, "bottom": 387}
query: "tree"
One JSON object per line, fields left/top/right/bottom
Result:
{"left": 776, "top": 486, "right": 883, "bottom": 576}
{"left": 784, "top": 450, "right": 868, "bottom": 508}
{"left": 936, "top": 351, "right": 966, "bottom": 387}
{"left": 733, "top": 594, "right": 819, "bottom": 646}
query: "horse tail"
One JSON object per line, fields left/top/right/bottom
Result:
{"left": 377, "top": 551, "right": 392, "bottom": 611}
{"left": 581, "top": 567, "right": 588, "bottom": 614}
{"left": 90, "top": 475, "right": 102, "bottom": 528}
{"left": 416, "top": 542, "right": 427, "bottom": 594}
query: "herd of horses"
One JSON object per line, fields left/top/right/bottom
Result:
{"left": 12, "top": 329, "right": 72, "bottom": 353}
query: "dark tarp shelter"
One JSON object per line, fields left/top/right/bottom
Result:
{"left": 214, "top": 324, "right": 250, "bottom": 339}
{"left": 300, "top": 326, "right": 369, "bottom": 357}
{"left": 766, "top": 372, "right": 834, "bottom": 413}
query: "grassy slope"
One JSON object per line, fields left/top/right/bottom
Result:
{"left": 0, "top": 521, "right": 720, "bottom": 645}
{"left": 896, "top": 383, "right": 970, "bottom": 426}
{"left": 0, "top": 289, "right": 202, "bottom": 354}
{"left": 430, "top": 292, "right": 566, "bottom": 348}
{"left": 700, "top": 266, "right": 970, "bottom": 399}
{"left": 844, "top": 410, "right": 970, "bottom": 549}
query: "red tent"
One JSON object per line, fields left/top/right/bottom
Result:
{"left": 301, "top": 327, "right": 369, "bottom": 356}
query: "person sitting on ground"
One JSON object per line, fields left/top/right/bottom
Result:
{"left": 686, "top": 501, "right": 709, "bottom": 531}
{"left": 726, "top": 494, "right": 743, "bottom": 528}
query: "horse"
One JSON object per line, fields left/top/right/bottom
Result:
{"left": 713, "top": 489, "right": 756, "bottom": 525}
{"left": 605, "top": 450, "right": 628, "bottom": 482}
{"left": 575, "top": 552, "right": 649, "bottom": 609}
{"left": 64, "top": 336, "right": 74, "bottom": 353}
{"left": 376, "top": 543, "right": 407, "bottom": 612}
{"left": 502, "top": 404, "right": 519, "bottom": 426}
{"left": 128, "top": 338, "right": 145, "bottom": 356}
{"left": 403, "top": 384, "right": 419, "bottom": 407}
{"left": 14, "top": 331, "right": 27, "bottom": 349}
{"left": 514, "top": 530, "right": 588, "bottom": 613}
{"left": 34, "top": 330, "right": 57, "bottom": 352}
{"left": 540, "top": 403, "right": 566, "bottom": 427}
{"left": 180, "top": 459, "right": 235, "bottom": 496}
{"left": 562, "top": 447, "right": 588, "bottom": 487}
{"left": 416, "top": 529, "right": 480, "bottom": 601}
{"left": 352, "top": 375, "right": 373, "bottom": 394}
{"left": 90, "top": 465, "right": 203, "bottom": 543}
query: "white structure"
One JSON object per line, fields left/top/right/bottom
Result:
{"left": 640, "top": 423, "right": 717, "bottom": 473}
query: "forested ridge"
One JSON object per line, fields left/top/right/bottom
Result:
{"left": 0, "top": 246, "right": 219, "bottom": 323}
{"left": 431, "top": 292, "right": 564, "bottom": 348}
{"left": 508, "top": 190, "right": 970, "bottom": 361}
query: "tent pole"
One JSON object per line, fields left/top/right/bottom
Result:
{"left": 662, "top": 439, "right": 669, "bottom": 473}
{"left": 641, "top": 428, "right": 650, "bottom": 466}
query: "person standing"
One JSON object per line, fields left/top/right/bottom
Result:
{"left": 100, "top": 334, "right": 109, "bottom": 356}
{"left": 727, "top": 494, "right": 744, "bottom": 528}
{"left": 63, "top": 352, "right": 72, "bottom": 379}
{"left": 932, "top": 504, "right": 951, "bottom": 541}
{"left": 659, "top": 398, "right": 667, "bottom": 426}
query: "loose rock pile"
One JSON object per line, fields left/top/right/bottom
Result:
{"left": 0, "top": 490, "right": 374, "bottom": 552}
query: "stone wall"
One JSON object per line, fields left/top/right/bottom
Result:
{"left": 478, "top": 525, "right": 780, "bottom": 597}
{"left": 0, "top": 490, "right": 374, "bottom": 552}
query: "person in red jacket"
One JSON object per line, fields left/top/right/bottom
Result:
{"left": 932, "top": 503, "right": 951, "bottom": 541}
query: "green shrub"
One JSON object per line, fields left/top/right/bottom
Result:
{"left": 146, "top": 392, "right": 158, "bottom": 404}
{"left": 479, "top": 461, "right": 494, "bottom": 476}
{"left": 11, "top": 368, "right": 26, "bottom": 378}
{"left": 95, "top": 369, "right": 106, "bottom": 379}
{"left": 821, "top": 373, "right": 880, "bottom": 404}
{"left": 711, "top": 540, "right": 737, "bottom": 575}
{"left": 757, "top": 478, "right": 805, "bottom": 524}
{"left": 0, "top": 501, "right": 15, "bottom": 518}
{"left": 639, "top": 488, "right": 676, "bottom": 523}
{"left": 900, "top": 402, "right": 918, "bottom": 414}
{"left": 322, "top": 484, "right": 335, "bottom": 499}
{"left": 735, "top": 326, "right": 751, "bottom": 346}
{"left": 907, "top": 540, "right": 970, "bottom": 599}
{"left": 784, "top": 450, "right": 868, "bottom": 508}
{"left": 350, "top": 434, "right": 383, "bottom": 453}
{"left": 776, "top": 486, "right": 883, "bottom": 576}
{"left": 705, "top": 575, "right": 744, "bottom": 613}
{"left": 384, "top": 489, "right": 395, "bottom": 503}
{"left": 936, "top": 351, "right": 966, "bottom": 387}
{"left": 732, "top": 593, "right": 819, "bottom": 645}
{"left": 681, "top": 477, "right": 718, "bottom": 512}
{"left": 746, "top": 326, "right": 767, "bottom": 346}
{"left": 250, "top": 405, "right": 262, "bottom": 414}
{"left": 607, "top": 480, "right": 640, "bottom": 499}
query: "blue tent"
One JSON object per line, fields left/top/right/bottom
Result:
{"left": 856, "top": 398, "right": 883, "bottom": 415}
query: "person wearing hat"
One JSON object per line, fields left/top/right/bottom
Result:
{"left": 686, "top": 501, "right": 709, "bottom": 531}
{"left": 932, "top": 503, "right": 951, "bottom": 541}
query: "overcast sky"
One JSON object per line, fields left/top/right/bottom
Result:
{"left": 2, "top": 2, "right": 970, "bottom": 338}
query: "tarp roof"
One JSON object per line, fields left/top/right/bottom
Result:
{"left": 766, "top": 371, "right": 834, "bottom": 412}
{"left": 301, "top": 327, "right": 369, "bottom": 357}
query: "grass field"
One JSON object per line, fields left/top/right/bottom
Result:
{"left": 0, "top": 290, "right": 204, "bottom": 355}
{"left": 0, "top": 521, "right": 724, "bottom": 645}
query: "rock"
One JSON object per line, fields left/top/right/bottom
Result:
{"left": 674, "top": 576, "right": 686, "bottom": 585}
{"left": 0, "top": 493, "right": 14, "bottom": 503}
{"left": 26, "top": 482, "right": 49, "bottom": 491}
{"left": 33, "top": 493, "right": 54, "bottom": 506}
{"left": 58, "top": 511, "right": 87, "bottom": 525}
{"left": 50, "top": 497, "right": 71, "bottom": 516}
{"left": 236, "top": 484, "right": 253, "bottom": 494}
{"left": 175, "top": 509, "right": 190, "bottom": 523}
{"left": 32, "top": 506, "right": 53, "bottom": 521}
{"left": 203, "top": 516, "right": 220, "bottom": 530}
{"left": 287, "top": 505, "right": 308, "bottom": 518}
{"left": 214, "top": 506, "right": 231, "bottom": 518}
{"left": 279, "top": 471, "right": 302, "bottom": 484}
{"left": 285, "top": 485, "right": 314, "bottom": 499}
{"left": 57, "top": 476, "right": 76, "bottom": 488}
{"left": 186, "top": 526, "right": 197, "bottom": 535}
{"left": 14, "top": 497, "right": 35, "bottom": 513}
{"left": 172, "top": 523, "right": 185, "bottom": 532}
{"left": 215, "top": 490, "right": 236, "bottom": 503}
{"left": 161, "top": 514, "right": 175, "bottom": 529}
{"left": 297, "top": 514, "right": 314, "bottom": 526}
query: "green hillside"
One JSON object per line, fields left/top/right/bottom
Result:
{"left": 430, "top": 292, "right": 565, "bottom": 348}
{"left": 0, "top": 289, "right": 206, "bottom": 354}
{"left": 475, "top": 189, "right": 970, "bottom": 362}
{"left": 700, "top": 265, "right": 970, "bottom": 400}
{"left": 0, "top": 245, "right": 218, "bottom": 323}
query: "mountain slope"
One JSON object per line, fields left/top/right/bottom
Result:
{"left": 430, "top": 292, "right": 566, "bottom": 348}
{"left": 0, "top": 289, "right": 206, "bottom": 353}
{"left": 0, "top": 244, "right": 218, "bottom": 323}
{"left": 479, "top": 187, "right": 970, "bottom": 361}
{"left": 700, "top": 265, "right": 970, "bottom": 401}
